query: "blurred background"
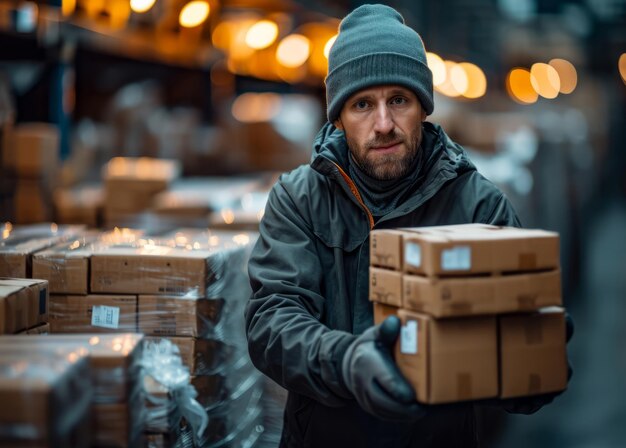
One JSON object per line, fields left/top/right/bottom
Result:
{"left": 0, "top": 0, "right": 624, "bottom": 446}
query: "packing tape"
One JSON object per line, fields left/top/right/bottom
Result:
{"left": 528, "top": 374, "right": 541, "bottom": 395}
{"left": 517, "top": 294, "right": 537, "bottom": 310}
{"left": 518, "top": 253, "right": 537, "bottom": 270}
{"left": 457, "top": 373, "right": 472, "bottom": 400}
{"left": 524, "top": 318, "right": 543, "bottom": 345}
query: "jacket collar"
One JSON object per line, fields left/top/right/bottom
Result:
{"left": 310, "top": 121, "right": 477, "bottom": 224}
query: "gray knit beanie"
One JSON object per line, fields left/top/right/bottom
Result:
{"left": 325, "top": 4, "right": 434, "bottom": 123}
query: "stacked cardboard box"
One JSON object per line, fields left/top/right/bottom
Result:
{"left": 2, "top": 123, "right": 60, "bottom": 223}
{"left": 102, "top": 157, "right": 181, "bottom": 227}
{"left": 0, "top": 223, "right": 85, "bottom": 278}
{"left": 0, "top": 334, "right": 145, "bottom": 447}
{"left": 369, "top": 224, "right": 568, "bottom": 404}
{"left": 0, "top": 343, "right": 93, "bottom": 447}
{"left": 0, "top": 277, "right": 48, "bottom": 334}
{"left": 53, "top": 184, "right": 104, "bottom": 227}
{"left": 135, "top": 229, "right": 263, "bottom": 446}
{"left": 30, "top": 226, "right": 262, "bottom": 445}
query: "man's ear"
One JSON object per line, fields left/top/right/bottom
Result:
{"left": 334, "top": 118, "right": 344, "bottom": 131}
{"left": 421, "top": 111, "right": 427, "bottom": 122}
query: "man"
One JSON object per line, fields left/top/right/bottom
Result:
{"left": 245, "top": 4, "right": 571, "bottom": 447}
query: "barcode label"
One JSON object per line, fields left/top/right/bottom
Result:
{"left": 400, "top": 320, "right": 418, "bottom": 354}
{"left": 405, "top": 243, "right": 421, "bottom": 267}
{"left": 441, "top": 246, "right": 471, "bottom": 270}
{"left": 91, "top": 306, "right": 120, "bottom": 329}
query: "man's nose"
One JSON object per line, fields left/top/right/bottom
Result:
{"left": 373, "top": 105, "right": 394, "bottom": 134}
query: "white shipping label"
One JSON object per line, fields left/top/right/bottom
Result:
{"left": 400, "top": 320, "right": 418, "bottom": 354}
{"left": 91, "top": 305, "right": 120, "bottom": 329}
{"left": 441, "top": 246, "right": 471, "bottom": 271}
{"left": 405, "top": 243, "right": 422, "bottom": 267}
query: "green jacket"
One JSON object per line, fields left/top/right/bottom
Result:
{"left": 246, "top": 122, "right": 521, "bottom": 447}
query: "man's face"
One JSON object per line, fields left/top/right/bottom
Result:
{"left": 335, "top": 85, "right": 426, "bottom": 181}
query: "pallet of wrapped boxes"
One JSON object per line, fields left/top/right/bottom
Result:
{"left": 0, "top": 333, "right": 146, "bottom": 447}
{"left": 0, "top": 344, "right": 93, "bottom": 447}
{"left": 32, "top": 227, "right": 264, "bottom": 446}
{"left": 369, "top": 224, "right": 568, "bottom": 404}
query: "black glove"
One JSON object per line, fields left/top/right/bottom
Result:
{"left": 341, "top": 316, "right": 425, "bottom": 421}
{"left": 501, "top": 311, "right": 575, "bottom": 415}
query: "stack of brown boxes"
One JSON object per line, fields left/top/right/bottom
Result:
{"left": 102, "top": 157, "right": 181, "bottom": 227}
{"left": 0, "top": 277, "right": 49, "bottom": 334}
{"left": 31, "top": 227, "right": 262, "bottom": 445}
{"left": 53, "top": 184, "right": 104, "bottom": 228}
{"left": 2, "top": 123, "right": 60, "bottom": 223}
{"left": 32, "top": 229, "right": 144, "bottom": 336}
{"left": 0, "top": 334, "right": 144, "bottom": 447}
{"left": 0, "top": 341, "right": 93, "bottom": 447}
{"left": 369, "top": 224, "right": 568, "bottom": 404}
{"left": 136, "top": 229, "right": 264, "bottom": 446}
{"left": 0, "top": 223, "right": 85, "bottom": 278}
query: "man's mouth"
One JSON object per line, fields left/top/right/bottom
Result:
{"left": 370, "top": 141, "right": 402, "bottom": 152}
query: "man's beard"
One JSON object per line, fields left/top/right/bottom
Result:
{"left": 347, "top": 128, "right": 422, "bottom": 181}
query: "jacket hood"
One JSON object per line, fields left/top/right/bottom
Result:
{"left": 311, "top": 120, "right": 476, "bottom": 181}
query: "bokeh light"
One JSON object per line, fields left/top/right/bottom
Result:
{"left": 324, "top": 35, "right": 337, "bottom": 59}
{"left": 459, "top": 62, "right": 487, "bottom": 99}
{"left": 426, "top": 52, "right": 446, "bottom": 87}
{"left": 245, "top": 20, "right": 279, "bottom": 50}
{"left": 530, "top": 62, "right": 560, "bottom": 99}
{"left": 130, "top": 0, "right": 155, "bottom": 13}
{"left": 549, "top": 58, "right": 577, "bottom": 94}
{"left": 619, "top": 53, "right": 626, "bottom": 84}
{"left": 276, "top": 34, "right": 310, "bottom": 68}
{"left": 507, "top": 68, "right": 538, "bottom": 104}
{"left": 179, "top": 1, "right": 210, "bottom": 28}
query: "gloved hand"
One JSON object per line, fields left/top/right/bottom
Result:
{"left": 501, "top": 311, "right": 575, "bottom": 415}
{"left": 341, "top": 316, "right": 425, "bottom": 421}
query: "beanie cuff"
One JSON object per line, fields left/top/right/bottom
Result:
{"left": 325, "top": 52, "right": 434, "bottom": 123}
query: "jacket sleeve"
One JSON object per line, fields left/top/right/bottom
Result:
{"left": 245, "top": 181, "right": 356, "bottom": 406}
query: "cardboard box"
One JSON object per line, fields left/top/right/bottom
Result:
{"left": 499, "top": 307, "right": 568, "bottom": 398}
{"left": 373, "top": 301, "right": 397, "bottom": 325}
{"left": 145, "top": 336, "right": 239, "bottom": 375}
{"left": 15, "top": 180, "right": 53, "bottom": 224}
{"left": 371, "top": 224, "right": 559, "bottom": 276}
{"left": 369, "top": 230, "right": 407, "bottom": 270}
{"left": 90, "top": 247, "right": 222, "bottom": 297}
{"left": 103, "top": 157, "right": 181, "bottom": 214}
{"left": 369, "top": 267, "right": 403, "bottom": 307}
{"left": 33, "top": 241, "right": 92, "bottom": 295}
{"left": 403, "top": 269, "right": 562, "bottom": 317}
{"left": 0, "top": 224, "right": 85, "bottom": 277}
{"left": 49, "top": 294, "right": 138, "bottom": 334}
{"left": 138, "top": 296, "right": 225, "bottom": 337}
{"left": 0, "top": 278, "right": 48, "bottom": 334}
{"left": 395, "top": 309, "right": 498, "bottom": 404}
{"left": 32, "top": 229, "right": 145, "bottom": 295}
{"left": 3, "top": 122, "right": 60, "bottom": 177}
{"left": 0, "top": 333, "right": 144, "bottom": 403}
{"left": 53, "top": 185, "right": 103, "bottom": 227}
{"left": 0, "top": 350, "right": 92, "bottom": 447}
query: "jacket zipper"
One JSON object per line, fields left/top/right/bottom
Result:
{"left": 331, "top": 161, "right": 375, "bottom": 230}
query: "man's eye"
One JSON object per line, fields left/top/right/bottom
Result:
{"left": 391, "top": 97, "right": 407, "bottom": 105}
{"left": 354, "top": 100, "right": 369, "bottom": 110}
